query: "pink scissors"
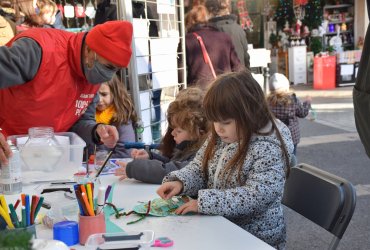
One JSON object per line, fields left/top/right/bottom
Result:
{"left": 152, "top": 237, "right": 174, "bottom": 247}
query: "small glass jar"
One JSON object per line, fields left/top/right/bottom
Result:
{"left": 20, "top": 127, "right": 63, "bottom": 171}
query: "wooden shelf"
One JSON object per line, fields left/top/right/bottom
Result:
{"left": 324, "top": 4, "right": 353, "bottom": 9}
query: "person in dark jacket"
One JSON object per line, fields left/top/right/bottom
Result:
{"left": 185, "top": 5, "right": 241, "bottom": 89}
{"left": 115, "top": 87, "right": 210, "bottom": 184}
{"left": 353, "top": 0, "right": 370, "bottom": 158}
{"left": 205, "top": 0, "right": 250, "bottom": 69}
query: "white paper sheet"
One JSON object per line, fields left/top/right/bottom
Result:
{"left": 152, "top": 70, "right": 178, "bottom": 89}
{"left": 150, "top": 38, "right": 179, "bottom": 55}
{"left": 157, "top": 0, "right": 176, "bottom": 14}
{"left": 135, "top": 38, "right": 149, "bottom": 56}
{"left": 340, "top": 64, "right": 354, "bottom": 76}
{"left": 151, "top": 54, "right": 178, "bottom": 72}
{"left": 136, "top": 56, "right": 150, "bottom": 74}
{"left": 133, "top": 18, "right": 149, "bottom": 38}
{"left": 140, "top": 91, "right": 151, "bottom": 110}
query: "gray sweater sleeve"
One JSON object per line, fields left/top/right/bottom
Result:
{"left": 0, "top": 38, "right": 40, "bottom": 88}
{"left": 126, "top": 158, "right": 189, "bottom": 184}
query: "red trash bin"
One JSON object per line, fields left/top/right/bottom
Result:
{"left": 313, "top": 55, "right": 336, "bottom": 89}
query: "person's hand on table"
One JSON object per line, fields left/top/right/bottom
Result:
{"left": 0, "top": 131, "right": 12, "bottom": 165}
{"left": 96, "top": 124, "right": 118, "bottom": 148}
{"left": 175, "top": 199, "right": 199, "bottom": 215}
{"left": 130, "top": 149, "right": 149, "bottom": 159}
{"left": 157, "top": 181, "right": 183, "bottom": 200}
{"left": 115, "top": 161, "right": 128, "bottom": 181}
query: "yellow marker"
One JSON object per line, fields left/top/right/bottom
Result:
{"left": 86, "top": 183, "right": 94, "bottom": 215}
{"left": 0, "top": 195, "right": 9, "bottom": 215}
{"left": 0, "top": 204, "right": 14, "bottom": 229}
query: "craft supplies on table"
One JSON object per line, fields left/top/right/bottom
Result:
{"left": 0, "top": 193, "right": 44, "bottom": 237}
{"left": 84, "top": 230, "right": 155, "bottom": 250}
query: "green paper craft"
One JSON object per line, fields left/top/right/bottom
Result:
{"left": 133, "top": 196, "right": 189, "bottom": 217}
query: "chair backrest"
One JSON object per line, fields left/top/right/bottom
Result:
{"left": 282, "top": 163, "right": 356, "bottom": 250}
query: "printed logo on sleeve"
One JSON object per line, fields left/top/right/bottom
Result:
{"left": 75, "top": 93, "right": 95, "bottom": 116}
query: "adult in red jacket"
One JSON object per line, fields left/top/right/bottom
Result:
{"left": 0, "top": 20, "right": 133, "bottom": 165}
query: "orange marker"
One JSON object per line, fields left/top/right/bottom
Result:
{"left": 81, "top": 192, "right": 94, "bottom": 216}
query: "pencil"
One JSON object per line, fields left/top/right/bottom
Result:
{"left": 95, "top": 150, "right": 113, "bottom": 178}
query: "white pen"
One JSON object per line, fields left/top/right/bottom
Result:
{"left": 96, "top": 186, "right": 107, "bottom": 215}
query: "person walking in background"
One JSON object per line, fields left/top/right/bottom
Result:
{"left": 205, "top": 0, "right": 250, "bottom": 69}
{"left": 157, "top": 70, "right": 294, "bottom": 249}
{"left": 0, "top": 21, "right": 133, "bottom": 165}
{"left": 94, "top": 75, "right": 138, "bottom": 158}
{"left": 115, "top": 87, "right": 210, "bottom": 184}
{"left": 267, "top": 73, "right": 311, "bottom": 155}
{"left": 185, "top": 5, "right": 241, "bottom": 89}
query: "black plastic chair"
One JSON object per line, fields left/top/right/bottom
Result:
{"left": 282, "top": 163, "right": 356, "bottom": 250}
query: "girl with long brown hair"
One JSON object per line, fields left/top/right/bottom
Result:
{"left": 157, "top": 70, "right": 294, "bottom": 249}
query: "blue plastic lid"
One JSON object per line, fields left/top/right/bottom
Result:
{"left": 53, "top": 221, "right": 79, "bottom": 246}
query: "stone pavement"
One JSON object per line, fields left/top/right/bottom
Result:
{"left": 290, "top": 84, "right": 353, "bottom": 98}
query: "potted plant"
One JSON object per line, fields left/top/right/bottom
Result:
{"left": 310, "top": 37, "right": 323, "bottom": 55}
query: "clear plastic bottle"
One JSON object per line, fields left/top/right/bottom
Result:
{"left": 20, "top": 127, "right": 63, "bottom": 171}
{"left": 0, "top": 140, "right": 22, "bottom": 194}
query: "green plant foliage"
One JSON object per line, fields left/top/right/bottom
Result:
{"left": 0, "top": 230, "right": 33, "bottom": 249}
{"left": 310, "top": 37, "right": 323, "bottom": 55}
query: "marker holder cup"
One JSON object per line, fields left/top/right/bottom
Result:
{"left": 6, "top": 223, "right": 37, "bottom": 238}
{"left": 79, "top": 212, "right": 106, "bottom": 245}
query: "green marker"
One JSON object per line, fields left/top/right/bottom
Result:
{"left": 8, "top": 204, "right": 20, "bottom": 228}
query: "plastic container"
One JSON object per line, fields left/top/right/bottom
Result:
{"left": 0, "top": 139, "right": 22, "bottom": 194}
{"left": 20, "top": 127, "right": 62, "bottom": 172}
{"left": 85, "top": 231, "right": 155, "bottom": 250}
{"left": 7, "top": 132, "right": 86, "bottom": 184}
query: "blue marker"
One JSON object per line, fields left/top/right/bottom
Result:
{"left": 25, "top": 195, "right": 30, "bottom": 226}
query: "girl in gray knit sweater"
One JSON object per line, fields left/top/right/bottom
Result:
{"left": 157, "top": 71, "right": 294, "bottom": 249}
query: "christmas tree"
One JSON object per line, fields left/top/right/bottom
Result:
{"left": 274, "top": 0, "right": 295, "bottom": 31}
{"left": 303, "top": 0, "right": 324, "bottom": 30}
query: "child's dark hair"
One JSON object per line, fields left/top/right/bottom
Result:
{"left": 202, "top": 70, "right": 290, "bottom": 183}
{"left": 160, "top": 87, "right": 210, "bottom": 158}
{"left": 105, "top": 75, "right": 138, "bottom": 126}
